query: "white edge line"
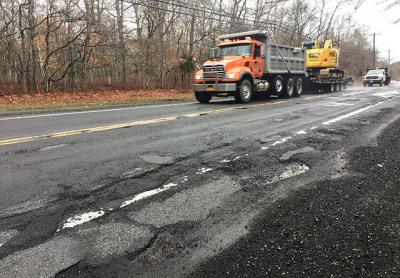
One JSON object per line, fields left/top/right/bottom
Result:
{"left": 323, "top": 96, "right": 400, "bottom": 125}
{"left": 0, "top": 102, "right": 196, "bottom": 121}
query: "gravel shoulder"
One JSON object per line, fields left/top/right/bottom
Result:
{"left": 189, "top": 108, "right": 400, "bottom": 277}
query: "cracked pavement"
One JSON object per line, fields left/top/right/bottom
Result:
{"left": 1, "top": 84, "right": 400, "bottom": 277}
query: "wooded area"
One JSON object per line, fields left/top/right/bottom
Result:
{"left": 0, "top": 0, "right": 395, "bottom": 94}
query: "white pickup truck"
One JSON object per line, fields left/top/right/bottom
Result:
{"left": 363, "top": 68, "right": 390, "bottom": 87}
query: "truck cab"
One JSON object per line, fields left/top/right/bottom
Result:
{"left": 192, "top": 38, "right": 265, "bottom": 103}
{"left": 363, "top": 69, "right": 387, "bottom": 87}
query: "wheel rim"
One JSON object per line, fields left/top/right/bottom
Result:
{"left": 296, "top": 80, "right": 303, "bottom": 95}
{"left": 287, "top": 79, "right": 294, "bottom": 96}
{"left": 276, "top": 79, "right": 283, "bottom": 93}
{"left": 242, "top": 83, "right": 251, "bottom": 100}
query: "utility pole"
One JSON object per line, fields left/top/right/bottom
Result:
{"left": 273, "top": 0, "right": 277, "bottom": 38}
{"left": 371, "top": 32, "right": 381, "bottom": 68}
{"left": 373, "top": 32, "right": 376, "bottom": 68}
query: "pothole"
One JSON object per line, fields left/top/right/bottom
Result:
{"left": 139, "top": 154, "right": 174, "bottom": 165}
{"left": 267, "top": 163, "right": 310, "bottom": 184}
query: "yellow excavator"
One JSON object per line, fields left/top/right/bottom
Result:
{"left": 302, "top": 40, "right": 345, "bottom": 92}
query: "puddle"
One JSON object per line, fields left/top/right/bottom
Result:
{"left": 267, "top": 163, "right": 310, "bottom": 184}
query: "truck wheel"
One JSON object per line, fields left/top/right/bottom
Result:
{"left": 235, "top": 79, "right": 253, "bottom": 103}
{"left": 195, "top": 92, "right": 212, "bottom": 103}
{"left": 272, "top": 75, "right": 284, "bottom": 96}
{"left": 282, "top": 77, "right": 295, "bottom": 98}
{"left": 293, "top": 78, "right": 303, "bottom": 97}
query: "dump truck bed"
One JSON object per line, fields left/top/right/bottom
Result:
{"left": 264, "top": 41, "right": 306, "bottom": 75}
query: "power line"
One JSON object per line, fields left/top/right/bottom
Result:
{"left": 122, "top": 0, "right": 293, "bottom": 34}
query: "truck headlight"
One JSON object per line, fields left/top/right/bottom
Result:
{"left": 195, "top": 74, "right": 203, "bottom": 80}
{"left": 224, "top": 73, "right": 236, "bottom": 79}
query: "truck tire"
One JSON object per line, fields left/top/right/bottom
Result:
{"left": 293, "top": 78, "right": 303, "bottom": 97}
{"left": 195, "top": 92, "right": 212, "bottom": 103}
{"left": 235, "top": 79, "right": 253, "bottom": 103}
{"left": 282, "top": 77, "right": 294, "bottom": 98}
{"left": 272, "top": 75, "right": 284, "bottom": 96}
{"left": 329, "top": 84, "right": 335, "bottom": 93}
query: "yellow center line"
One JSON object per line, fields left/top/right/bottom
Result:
{"left": 0, "top": 96, "right": 315, "bottom": 146}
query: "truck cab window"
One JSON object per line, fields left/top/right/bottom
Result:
{"left": 254, "top": 45, "right": 261, "bottom": 58}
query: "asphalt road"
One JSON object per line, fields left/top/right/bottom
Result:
{"left": 1, "top": 84, "right": 400, "bottom": 277}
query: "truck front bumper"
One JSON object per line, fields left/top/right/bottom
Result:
{"left": 192, "top": 83, "right": 237, "bottom": 93}
{"left": 364, "top": 79, "right": 382, "bottom": 85}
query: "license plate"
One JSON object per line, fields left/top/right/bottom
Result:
{"left": 207, "top": 87, "right": 215, "bottom": 91}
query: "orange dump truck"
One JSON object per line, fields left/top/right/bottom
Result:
{"left": 192, "top": 30, "right": 346, "bottom": 103}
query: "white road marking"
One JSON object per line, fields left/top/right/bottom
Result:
{"left": 60, "top": 182, "right": 179, "bottom": 230}
{"left": 39, "top": 144, "right": 68, "bottom": 151}
{"left": 296, "top": 130, "right": 308, "bottom": 135}
{"left": 0, "top": 102, "right": 196, "bottom": 121}
{"left": 323, "top": 96, "right": 400, "bottom": 125}
{"left": 196, "top": 168, "right": 213, "bottom": 174}
{"left": 322, "top": 102, "right": 354, "bottom": 107}
{"left": 310, "top": 126, "right": 319, "bottom": 130}
{"left": 220, "top": 159, "right": 231, "bottom": 163}
{"left": 121, "top": 182, "right": 178, "bottom": 208}
{"left": 271, "top": 136, "right": 292, "bottom": 146}
{"left": 63, "top": 210, "right": 106, "bottom": 229}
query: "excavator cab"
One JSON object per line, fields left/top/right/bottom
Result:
{"left": 302, "top": 41, "right": 321, "bottom": 50}
{"left": 304, "top": 39, "right": 339, "bottom": 69}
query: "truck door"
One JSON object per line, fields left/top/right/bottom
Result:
{"left": 252, "top": 44, "right": 264, "bottom": 78}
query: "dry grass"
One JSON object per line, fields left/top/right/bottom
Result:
{"left": 0, "top": 89, "right": 193, "bottom": 111}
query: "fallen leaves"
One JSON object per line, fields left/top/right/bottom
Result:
{"left": 0, "top": 89, "right": 193, "bottom": 110}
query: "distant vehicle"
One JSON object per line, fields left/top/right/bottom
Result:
{"left": 346, "top": 76, "right": 354, "bottom": 86}
{"left": 191, "top": 30, "right": 347, "bottom": 104}
{"left": 363, "top": 68, "right": 390, "bottom": 87}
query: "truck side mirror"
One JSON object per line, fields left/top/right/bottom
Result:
{"left": 260, "top": 44, "right": 265, "bottom": 57}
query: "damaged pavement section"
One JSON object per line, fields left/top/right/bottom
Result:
{"left": 128, "top": 176, "right": 241, "bottom": 228}
{"left": 0, "top": 223, "right": 154, "bottom": 277}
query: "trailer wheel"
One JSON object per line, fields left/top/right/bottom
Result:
{"left": 328, "top": 84, "right": 335, "bottom": 93}
{"left": 235, "top": 79, "right": 253, "bottom": 103}
{"left": 293, "top": 78, "right": 303, "bottom": 97}
{"left": 282, "top": 78, "right": 295, "bottom": 98}
{"left": 272, "top": 75, "right": 284, "bottom": 96}
{"left": 195, "top": 92, "right": 212, "bottom": 103}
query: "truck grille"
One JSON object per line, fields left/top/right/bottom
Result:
{"left": 203, "top": 65, "right": 225, "bottom": 79}
{"left": 365, "top": 76, "right": 379, "bottom": 79}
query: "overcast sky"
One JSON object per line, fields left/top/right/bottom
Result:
{"left": 347, "top": 0, "right": 400, "bottom": 63}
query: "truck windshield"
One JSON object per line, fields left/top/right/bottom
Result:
{"left": 218, "top": 44, "right": 252, "bottom": 57}
{"left": 367, "top": 70, "right": 383, "bottom": 75}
